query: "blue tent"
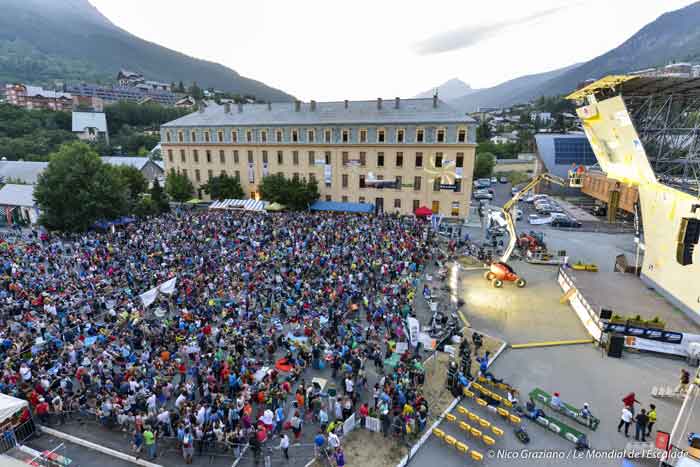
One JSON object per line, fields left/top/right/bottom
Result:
{"left": 310, "top": 201, "right": 374, "bottom": 214}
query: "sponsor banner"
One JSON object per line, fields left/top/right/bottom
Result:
{"left": 407, "top": 317, "right": 420, "bottom": 348}
{"left": 324, "top": 164, "right": 332, "bottom": 184}
{"left": 439, "top": 184, "right": 457, "bottom": 191}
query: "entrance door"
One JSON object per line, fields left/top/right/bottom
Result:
{"left": 432, "top": 200, "right": 440, "bottom": 214}
{"left": 375, "top": 197, "right": 384, "bottom": 214}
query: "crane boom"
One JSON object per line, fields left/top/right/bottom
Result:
{"left": 497, "top": 173, "right": 567, "bottom": 263}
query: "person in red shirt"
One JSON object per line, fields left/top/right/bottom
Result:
{"left": 35, "top": 397, "right": 50, "bottom": 424}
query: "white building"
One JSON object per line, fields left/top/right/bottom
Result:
{"left": 72, "top": 112, "right": 109, "bottom": 143}
{"left": 530, "top": 112, "right": 552, "bottom": 123}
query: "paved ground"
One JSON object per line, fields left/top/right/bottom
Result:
{"left": 410, "top": 182, "right": 698, "bottom": 466}
{"left": 23, "top": 435, "right": 135, "bottom": 467}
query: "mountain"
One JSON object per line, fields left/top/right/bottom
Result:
{"left": 448, "top": 2, "right": 700, "bottom": 112}
{"left": 415, "top": 78, "right": 474, "bottom": 101}
{"left": 0, "top": 0, "right": 293, "bottom": 102}
{"left": 449, "top": 64, "right": 579, "bottom": 112}
{"left": 525, "top": 1, "right": 700, "bottom": 98}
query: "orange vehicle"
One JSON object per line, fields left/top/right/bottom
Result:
{"left": 483, "top": 262, "right": 526, "bottom": 288}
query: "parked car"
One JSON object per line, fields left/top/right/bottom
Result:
{"left": 473, "top": 191, "right": 494, "bottom": 200}
{"left": 590, "top": 205, "right": 607, "bottom": 216}
{"left": 552, "top": 217, "right": 582, "bottom": 228}
{"left": 490, "top": 177, "right": 498, "bottom": 184}
{"left": 478, "top": 178, "right": 492, "bottom": 187}
{"left": 499, "top": 177, "right": 509, "bottom": 184}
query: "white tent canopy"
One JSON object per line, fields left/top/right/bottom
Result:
{"left": 209, "top": 199, "right": 269, "bottom": 212}
{"left": 0, "top": 393, "right": 28, "bottom": 423}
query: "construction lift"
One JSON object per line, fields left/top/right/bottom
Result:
{"left": 484, "top": 173, "right": 571, "bottom": 288}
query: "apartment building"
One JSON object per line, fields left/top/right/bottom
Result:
{"left": 160, "top": 97, "right": 477, "bottom": 217}
{"left": 4, "top": 84, "right": 72, "bottom": 111}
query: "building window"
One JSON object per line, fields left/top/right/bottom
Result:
{"left": 394, "top": 198, "right": 401, "bottom": 209}
{"left": 261, "top": 130, "right": 268, "bottom": 143}
{"left": 277, "top": 150, "right": 283, "bottom": 165}
{"left": 308, "top": 151, "right": 315, "bottom": 165}
{"left": 218, "top": 130, "right": 224, "bottom": 142}
{"left": 377, "top": 152, "right": 384, "bottom": 167}
{"left": 415, "top": 152, "right": 423, "bottom": 168}
{"left": 325, "top": 151, "right": 331, "bottom": 164}
{"left": 178, "top": 132, "right": 184, "bottom": 143}
{"left": 437, "top": 129, "right": 445, "bottom": 143}
{"left": 293, "top": 172, "right": 300, "bottom": 180}
{"left": 235, "top": 170, "right": 240, "bottom": 180}
{"left": 342, "top": 129, "right": 349, "bottom": 143}
{"left": 455, "top": 179, "right": 462, "bottom": 192}
{"left": 182, "top": 169, "right": 188, "bottom": 178}
{"left": 416, "top": 129, "right": 424, "bottom": 143}
{"left": 325, "top": 195, "right": 332, "bottom": 201}
{"left": 359, "top": 197, "right": 365, "bottom": 203}
{"left": 206, "top": 150, "right": 212, "bottom": 163}
{"left": 233, "top": 150, "right": 239, "bottom": 164}
{"left": 222, "top": 170, "right": 227, "bottom": 176}
{"left": 166, "top": 131, "right": 172, "bottom": 143}
{"left": 377, "top": 129, "right": 385, "bottom": 143}
{"left": 246, "top": 130, "right": 253, "bottom": 143}
{"left": 396, "top": 152, "right": 403, "bottom": 168}
{"left": 432, "top": 200, "right": 440, "bottom": 214}
{"left": 458, "top": 129, "right": 466, "bottom": 143}
{"left": 396, "top": 175, "right": 402, "bottom": 190}
{"left": 232, "top": 130, "right": 238, "bottom": 143}
{"left": 456, "top": 153, "right": 464, "bottom": 168}
{"left": 193, "top": 150, "right": 199, "bottom": 163}
{"left": 208, "top": 169, "right": 213, "bottom": 180}
{"left": 308, "top": 129, "right": 315, "bottom": 143}
{"left": 342, "top": 196, "right": 348, "bottom": 203}
{"left": 219, "top": 150, "right": 225, "bottom": 163}
{"left": 324, "top": 129, "right": 332, "bottom": 143}
{"left": 359, "top": 175, "right": 366, "bottom": 188}
{"left": 247, "top": 151, "right": 253, "bottom": 163}
{"left": 435, "top": 152, "right": 443, "bottom": 167}
{"left": 195, "top": 169, "right": 201, "bottom": 182}
{"left": 204, "top": 131, "right": 210, "bottom": 143}
{"left": 359, "top": 152, "right": 366, "bottom": 167}
{"left": 342, "top": 174, "right": 349, "bottom": 188}
{"left": 167, "top": 149, "right": 173, "bottom": 162}
{"left": 292, "top": 129, "right": 299, "bottom": 142}
{"left": 180, "top": 150, "right": 186, "bottom": 163}
{"left": 293, "top": 151, "right": 299, "bottom": 165}
{"left": 308, "top": 173, "right": 316, "bottom": 184}
{"left": 413, "top": 199, "right": 420, "bottom": 211}
{"left": 433, "top": 178, "right": 440, "bottom": 192}
{"left": 262, "top": 151, "right": 268, "bottom": 164}
{"left": 278, "top": 172, "right": 283, "bottom": 177}
{"left": 276, "top": 130, "right": 283, "bottom": 143}
{"left": 451, "top": 201, "right": 460, "bottom": 217}
{"left": 342, "top": 152, "right": 349, "bottom": 166}
{"left": 414, "top": 176, "right": 421, "bottom": 191}
{"left": 397, "top": 129, "right": 405, "bottom": 143}
{"left": 360, "top": 129, "right": 367, "bottom": 143}
{"left": 191, "top": 131, "right": 197, "bottom": 142}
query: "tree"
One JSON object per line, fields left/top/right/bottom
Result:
{"left": 115, "top": 165, "right": 148, "bottom": 206}
{"left": 177, "top": 81, "right": 186, "bottom": 93}
{"left": 35, "top": 142, "right": 128, "bottom": 231}
{"left": 258, "top": 174, "right": 319, "bottom": 210}
{"left": 188, "top": 82, "right": 204, "bottom": 101}
{"left": 165, "top": 171, "right": 194, "bottom": 202}
{"left": 150, "top": 178, "right": 170, "bottom": 213}
{"left": 202, "top": 173, "right": 244, "bottom": 200}
{"left": 473, "top": 152, "right": 496, "bottom": 179}
{"left": 476, "top": 121, "right": 491, "bottom": 143}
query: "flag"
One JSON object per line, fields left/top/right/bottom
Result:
{"left": 4, "top": 206, "right": 14, "bottom": 225}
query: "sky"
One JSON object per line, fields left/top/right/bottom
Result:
{"left": 89, "top": 0, "right": 698, "bottom": 101}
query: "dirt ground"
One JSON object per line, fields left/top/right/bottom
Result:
{"left": 341, "top": 331, "right": 504, "bottom": 467}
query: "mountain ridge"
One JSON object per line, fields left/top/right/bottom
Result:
{"left": 0, "top": 0, "right": 294, "bottom": 102}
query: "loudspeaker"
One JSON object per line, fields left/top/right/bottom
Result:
{"left": 676, "top": 218, "right": 700, "bottom": 266}
{"left": 607, "top": 334, "right": 624, "bottom": 358}
{"left": 600, "top": 308, "right": 613, "bottom": 320}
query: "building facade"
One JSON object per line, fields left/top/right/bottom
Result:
{"left": 161, "top": 97, "right": 477, "bottom": 217}
{"left": 4, "top": 84, "right": 72, "bottom": 111}
{"left": 581, "top": 170, "right": 638, "bottom": 213}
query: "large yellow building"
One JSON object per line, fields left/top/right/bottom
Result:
{"left": 160, "top": 97, "right": 476, "bottom": 217}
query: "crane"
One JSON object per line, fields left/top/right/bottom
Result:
{"left": 483, "top": 173, "right": 568, "bottom": 288}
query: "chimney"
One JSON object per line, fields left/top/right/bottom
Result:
{"left": 344, "top": 100, "right": 349, "bottom": 109}
{"left": 433, "top": 94, "right": 438, "bottom": 108}
{"left": 237, "top": 103, "right": 243, "bottom": 113}
{"left": 267, "top": 101, "right": 272, "bottom": 111}
{"left": 224, "top": 103, "right": 231, "bottom": 114}
{"left": 395, "top": 97, "right": 400, "bottom": 109}
{"left": 310, "top": 100, "right": 316, "bottom": 112}
{"left": 377, "top": 98, "right": 383, "bottom": 110}
{"left": 295, "top": 100, "right": 301, "bottom": 112}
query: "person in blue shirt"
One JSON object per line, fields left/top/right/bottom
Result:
{"left": 313, "top": 430, "right": 326, "bottom": 458}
